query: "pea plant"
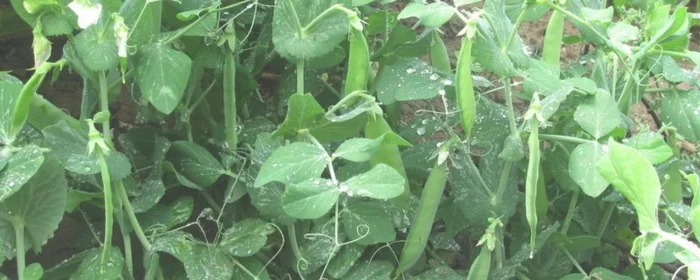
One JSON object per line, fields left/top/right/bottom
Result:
{"left": 0, "top": 0, "right": 699, "bottom": 279}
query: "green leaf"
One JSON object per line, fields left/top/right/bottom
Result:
{"left": 231, "top": 257, "right": 271, "bottom": 280}
{"left": 168, "top": 141, "right": 225, "bottom": 188}
{"left": 660, "top": 90, "right": 700, "bottom": 141}
{"left": 0, "top": 157, "right": 66, "bottom": 258}
{"left": 376, "top": 57, "right": 447, "bottom": 105}
{"left": 183, "top": 245, "right": 234, "bottom": 280}
{"left": 137, "top": 43, "right": 192, "bottom": 114}
{"left": 274, "top": 93, "right": 325, "bottom": 136}
{"left": 589, "top": 267, "right": 634, "bottom": 280}
{"left": 282, "top": 178, "right": 339, "bottom": 219}
{"left": 343, "top": 260, "right": 393, "bottom": 280}
{"left": 254, "top": 142, "right": 328, "bottom": 187}
{"left": 0, "top": 75, "right": 22, "bottom": 144}
{"left": 343, "top": 164, "right": 405, "bottom": 199}
{"left": 412, "top": 266, "right": 462, "bottom": 279}
{"left": 581, "top": 7, "right": 614, "bottom": 24}
{"left": 568, "top": 142, "right": 609, "bottom": 197}
{"left": 0, "top": 145, "right": 44, "bottom": 202}
{"left": 490, "top": 223, "right": 559, "bottom": 279}
{"left": 137, "top": 195, "right": 193, "bottom": 233}
{"left": 298, "top": 221, "right": 342, "bottom": 275}
{"left": 272, "top": 0, "right": 349, "bottom": 61}
{"left": 397, "top": 2, "right": 454, "bottom": 28}
{"left": 120, "top": 0, "right": 157, "bottom": 46}
{"left": 596, "top": 139, "right": 661, "bottom": 232}
{"left": 607, "top": 22, "right": 640, "bottom": 43}
{"left": 574, "top": 89, "right": 621, "bottom": 139}
{"left": 327, "top": 244, "right": 365, "bottom": 278}
{"left": 74, "top": 24, "right": 118, "bottom": 71}
{"left": 71, "top": 247, "right": 124, "bottom": 280}
{"left": 42, "top": 121, "right": 132, "bottom": 179}
{"left": 624, "top": 132, "right": 673, "bottom": 164}
{"left": 333, "top": 137, "right": 382, "bottom": 162}
{"left": 24, "top": 263, "right": 43, "bottom": 280}
{"left": 342, "top": 202, "right": 395, "bottom": 245}
{"left": 219, "top": 219, "right": 272, "bottom": 257}
{"left": 472, "top": 0, "right": 530, "bottom": 77}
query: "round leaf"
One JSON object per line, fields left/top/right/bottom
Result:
{"left": 343, "top": 164, "right": 405, "bottom": 199}
{"left": 219, "top": 219, "right": 272, "bottom": 257}
{"left": 254, "top": 142, "right": 329, "bottom": 188}
{"left": 136, "top": 44, "right": 193, "bottom": 114}
{"left": 342, "top": 202, "right": 396, "bottom": 245}
{"left": 0, "top": 145, "right": 44, "bottom": 202}
{"left": 282, "top": 178, "right": 339, "bottom": 219}
{"left": 568, "top": 142, "right": 609, "bottom": 197}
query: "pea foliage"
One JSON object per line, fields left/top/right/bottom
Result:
{"left": 0, "top": 0, "right": 700, "bottom": 279}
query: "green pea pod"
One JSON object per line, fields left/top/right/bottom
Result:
{"left": 542, "top": 10, "right": 564, "bottom": 66}
{"left": 455, "top": 34, "right": 476, "bottom": 139}
{"left": 365, "top": 114, "right": 410, "bottom": 207}
{"left": 224, "top": 51, "right": 237, "bottom": 148}
{"left": 466, "top": 246, "right": 492, "bottom": 280}
{"left": 396, "top": 148, "right": 450, "bottom": 274}
{"left": 526, "top": 117, "right": 540, "bottom": 256}
{"left": 430, "top": 31, "right": 451, "bottom": 74}
{"left": 11, "top": 65, "right": 49, "bottom": 140}
{"left": 344, "top": 27, "right": 370, "bottom": 97}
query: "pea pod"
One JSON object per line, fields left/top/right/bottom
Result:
{"left": 525, "top": 112, "right": 541, "bottom": 256}
{"left": 455, "top": 24, "right": 477, "bottom": 139}
{"left": 365, "top": 114, "right": 411, "bottom": 206}
{"left": 466, "top": 246, "right": 492, "bottom": 280}
{"left": 542, "top": 10, "right": 564, "bottom": 66}
{"left": 10, "top": 63, "right": 50, "bottom": 141}
{"left": 536, "top": 163, "right": 548, "bottom": 219}
{"left": 224, "top": 50, "right": 237, "bottom": 148}
{"left": 344, "top": 27, "right": 370, "bottom": 97}
{"left": 430, "top": 31, "right": 451, "bottom": 74}
{"left": 396, "top": 143, "right": 451, "bottom": 274}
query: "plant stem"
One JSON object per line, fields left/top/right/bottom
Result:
{"left": 503, "top": 78, "right": 518, "bottom": 135}
{"left": 98, "top": 71, "right": 111, "bottom": 144}
{"left": 297, "top": 60, "right": 305, "bottom": 94}
{"left": 616, "top": 61, "right": 641, "bottom": 113}
{"left": 596, "top": 202, "right": 615, "bottom": 239}
{"left": 14, "top": 222, "right": 25, "bottom": 280}
{"left": 493, "top": 161, "right": 513, "bottom": 205}
{"left": 302, "top": 5, "right": 349, "bottom": 33}
{"left": 97, "top": 151, "right": 114, "bottom": 266}
{"left": 201, "top": 190, "right": 222, "bottom": 214}
{"left": 539, "top": 134, "right": 595, "bottom": 145}
{"left": 562, "top": 189, "right": 579, "bottom": 235}
{"left": 459, "top": 145, "right": 494, "bottom": 198}
{"left": 503, "top": 3, "right": 528, "bottom": 53}
{"left": 116, "top": 180, "right": 153, "bottom": 251}
{"left": 286, "top": 0, "right": 305, "bottom": 37}
{"left": 162, "top": 14, "right": 210, "bottom": 45}
{"left": 288, "top": 223, "right": 304, "bottom": 261}
{"left": 562, "top": 247, "right": 587, "bottom": 275}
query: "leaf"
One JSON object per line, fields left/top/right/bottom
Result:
{"left": 137, "top": 195, "right": 193, "bottom": 233}
{"left": 272, "top": 0, "right": 349, "bottom": 61}
{"left": 412, "top": 266, "right": 463, "bottom": 279}
{"left": 375, "top": 57, "right": 447, "bottom": 105}
{"left": 490, "top": 223, "right": 559, "bottom": 279}
{"left": 334, "top": 138, "right": 382, "bottom": 162}
{"left": 660, "top": 90, "right": 700, "bottom": 141}
{"left": 168, "top": 141, "right": 225, "bottom": 188}
{"left": 342, "top": 202, "right": 395, "bottom": 245}
{"left": 343, "top": 164, "right": 405, "bottom": 200}
{"left": 71, "top": 247, "right": 124, "bottom": 280}
{"left": 374, "top": 25, "right": 433, "bottom": 58}
{"left": 0, "top": 76, "right": 22, "bottom": 144}
{"left": 219, "top": 219, "right": 272, "bottom": 257}
{"left": 0, "top": 145, "right": 44, "bottom": 202}
{"left": 607, "top": 22, "right": 640, "bottom": 43}
{"left": 74, "top": 24, "right": 118, "bottom": 71}
{"left": 343, "top": 260, "right": 393, "bottom": 280}
{"left": 24, "top": 263, "right": 43, "bottom": 280}
{"left": 624, "top": 132, "right": 673, "bottom": 164}
{"left": 397, "top": 2, "right": 454, "bottom": 28}
{"left": 472, "top": 0, "right": 530, "bottom": 77}
{"left": 574, "top": 90, "right": 621, "bottom": 139}
{"left": 137, "top": 43, "right": 192, "bottom": 114}
{"left": 0, "top": 157, "right": 66, "bottom": 258}
{"left": 231, "top": 257, "right": 271, "bottom": 280}
{"left": 581, "top": 7, "right": 614, "bottom": 24}
{"left": 42, "top": 121, "right": 132, "bottom": 179}
{"left": 254, "top": 142, "right": 328, "bottom": 187}
{"left": 120, "top": 0, "right": 157, "bottom": 46}
{"left": 183, "top": 245, "right": 234, "bottom": 280}
{"left": 327, "top": 244, "right": 365, "bottom": 278}
{"left": 568, "top": 142, "right": 609, "bottom": 197}
{"left": 596, "top": 139, "right": 661, "bottom": 232}
{"left": 282, "top": 178, "right": 339, "bottom": 219}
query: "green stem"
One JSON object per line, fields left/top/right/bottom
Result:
{"left": 562, "top": 189, "right": 579, "bottom": 235}
{"left": 121, "top": 222, "right": 133, "bottom": 275}
{"left": 646, "top": 49, "right": 691, "bottom": 60}
{"left": 297, "top": 60, "right": 305, "bottom": 94}
{"left": 539, "top": 134, "right": 595, "bottom": 145}
{"left": 492, "top": 161, "right": 513, "bottom": 205}
{"left": 116, "top": 180, "right": 153, "bottom": 251}
{"left": 162, "top": 14, "right": 211, "bottom": 45}
{"left": 14, "top": 222, "right": 25, "bottom": 280}
{"left": 287, "top": 223, "right": 304, "bottom": 261}
{"left": 541, "top": 1, "right": 623, "bottom": 55}
{"left": 645, "top": 87, "right": 675, "bottom": 93}
{"left": 562, "top": 247, "right": 587, "bottom": 275}
{"left": 596, "top": 202, "right": 615, "bottom": 239}
{"left": 616, "top": 61, "right": 641, "bottom": 113}
{"left": 98, "top": 71, "right": 111, "bottom": 144}
{"left": 459, "top": 145, "right": 494, "bottom": 198}
{"left": 503, "top": 4, "right": 528, "bottom": 53}
{"left": 302, "top": 5, "right": 350, "bottom": 33}
{"left": 503, "top": 78, "right": 518, "bottom": 135}
{"left": 97, "top": 151, "right": 114, "bottom": 266}
{"left": 286, "top": 0, "right": 305, "bottom": 37}
{"left": 201, "top": 190, "right": 222, "bottom": 214}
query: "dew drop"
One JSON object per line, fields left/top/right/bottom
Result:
{"left": 429, "top": 73, "right": 439, "bottom": 81}
{"left": 417, "top": 127, "right": 426, "bottom": 136}
{"left": 406, "top": 68, "right": 416, "bottom": 74}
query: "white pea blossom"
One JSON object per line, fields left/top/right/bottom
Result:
{"left": 112, "top": 14, "right": 130, "bottom": 58}
{"left": 68, "top": 0, "right": 102, "bottom": 29}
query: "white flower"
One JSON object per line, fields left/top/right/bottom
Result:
{"left": 112, "top": 14, "right": 130, "bottom": 58}
{"left": 68, "top": 1, "right": 102, "bottom": 29}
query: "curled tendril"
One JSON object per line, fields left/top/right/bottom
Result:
{"left": 259, "top": 223, "right": 284, "bottom": 278}
{"left": 295, "top": 258, "right": 309, "bottom": 280}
